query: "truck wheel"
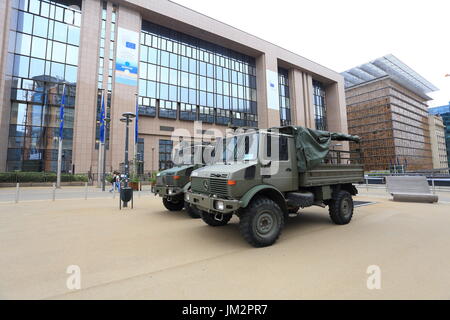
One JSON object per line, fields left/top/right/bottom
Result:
{"left": 328, "top": 190, "right": 353, "bottom": 225}
{"left": 185, "top": 203, "right": 201, "bottom": 219}
{"left": 239, "top": 196, "right": 284, "bottom": 247}
{"left": 162, "top": 197, "right": 184, "bottom": 211}
{"left": 200, "top": 211, "right": 232, "bottom": 226}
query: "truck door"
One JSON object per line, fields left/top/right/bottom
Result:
{"left": 261, "top": 134, "right": 298, "bottom": 192}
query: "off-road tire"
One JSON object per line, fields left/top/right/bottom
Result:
{"left": 185, "top": 203, "right": 201, "bottom": 219}
{"left": 328, "top": 190, "right": 354, "bottom": 225}
{"left": 162, "top": 197, "right": 184, "bottom": 211}
{"left": 239, "top": 196, "right": 284, "bottom": 247}
{"left": 200, "top": 211, "right": 232, "bottom": 226}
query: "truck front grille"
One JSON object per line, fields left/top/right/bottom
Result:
{"left": 209, "top": 178, "right": 228, "bottom": 196}
{"left": 191, "top": 177, "right": 228, "bottom": 197}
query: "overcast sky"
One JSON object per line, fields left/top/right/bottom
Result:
{"left": 172, "top": 0, "right": 450, "bottom": 108}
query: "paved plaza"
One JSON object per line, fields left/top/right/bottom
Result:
{"left": 0, "top": 186, "right": 449, "bottom": 299}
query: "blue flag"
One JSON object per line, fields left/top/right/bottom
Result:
{"left": 135, "top": 96, "right": 139, "bottom": 144}
{"left": 99, "top": 91, "right": 105, "bottom": 143}
{"left": 59, "top": 85, "right": 66, "bottom": 139}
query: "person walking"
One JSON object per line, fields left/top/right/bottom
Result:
{"left": 109, "top": 172, "right": 116, "bottom": 192}
{"left": 115, "top": 172, "right": 121, "bottom": 192}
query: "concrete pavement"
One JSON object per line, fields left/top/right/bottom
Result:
{"left": 0, "top": 190, "right": 449, "bottom": 299}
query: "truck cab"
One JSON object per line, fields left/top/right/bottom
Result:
{"left": 153, "top": 143, "right": 213, "bottom": 218}
{"left": 185, "top": 126, "right": 363, "bottom": 247}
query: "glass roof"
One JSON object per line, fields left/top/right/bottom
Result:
{"left": 341, "top": 54, "right": 438, "bottom": 100}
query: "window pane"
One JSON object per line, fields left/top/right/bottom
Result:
{"left": 17, "top": 12, "right": 33, "bottom": 34}
{"left": 67, "top": 25, "right": 80, "bottom": 45}
{"left": 29, "top": 58, "right": 45, "bottom": 78}
{"left": 15, "top": 33, "right": 31, "bottom": 56}
{"left": 13, "top": 55, "right": 29, "bottom": 78}
{"left": 53, "top": 21, "right": 67, "bottom": 42}
{"left": 31, "top": 36, "right": 46, "bottom": 59}
{"left": 66, "top": 45, "right": 78, "bottom": 65}
{"left": 65, "top": 65, "right": 77, "bottom": 83}
{"left": 33, "top": 16, "right": 48, "bottom": 38}
{"left": 52, "top": 42, "right": 66, "bottom": 63}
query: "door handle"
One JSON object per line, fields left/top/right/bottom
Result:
{"left": 286, "top": 168, "right": 292, "bottom": 172}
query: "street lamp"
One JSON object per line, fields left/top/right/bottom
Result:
{"left": 119, "top": 112, "right": 136, "bottom": 209}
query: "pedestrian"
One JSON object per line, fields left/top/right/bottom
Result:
{"left": 109, "top": 172, "right": 116, "bottom": 192}
{"left": 115, "top": 172, "right": 121, "bottom": 192}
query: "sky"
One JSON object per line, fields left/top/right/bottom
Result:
{"left": 172, "top": 0, "right": 450, "bottom": 108}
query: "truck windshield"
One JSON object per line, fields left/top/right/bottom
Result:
{"left": 214, "top": 132, "right": 258, "bottom": 163}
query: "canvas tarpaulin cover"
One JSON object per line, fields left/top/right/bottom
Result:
{"left": 280, "top": 126, "right": 360, "bottom": 172}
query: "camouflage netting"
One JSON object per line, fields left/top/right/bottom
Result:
{"left": 279, "top": 126, "right": 360, "bottom": 172}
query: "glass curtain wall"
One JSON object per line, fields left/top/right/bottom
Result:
{"left": 313, "top": 80, "right": 327, "bottom": 130}
{"left": 138, "top": 21, "right": 258, "bottom": 127}
{"left": 278, "top": 68, "right": 291, "bottom": 126}
{"left": 7, "top": 0, "right": 82, "bottom": 172}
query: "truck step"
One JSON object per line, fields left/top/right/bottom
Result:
{"left": 286, "top": 192, "right": 314, "bottom": 208}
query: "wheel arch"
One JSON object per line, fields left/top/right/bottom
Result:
{"left": 332, "top": 183, "right": 358, "bottom": 196}
{"left": 241, "top": 185, "right": 287, "bottom": 214}
{"left": 182, "top": 181, "right": 191, "bottom": 193}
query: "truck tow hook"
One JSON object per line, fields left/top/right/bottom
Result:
{"left": 214, "top": 213, "right": 224, "bottom": 222}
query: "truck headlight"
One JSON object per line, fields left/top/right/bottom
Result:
{"left": 185, "top": 194, "right": 190, "bottom": 201}
{"left": 168, "top": 189, "right": 173, "bottom": 195}
{"left": 215, "top": 200, "right": 224, "bottom": 211}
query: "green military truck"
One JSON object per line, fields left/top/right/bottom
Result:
{"left": 153, "top": 144, "right": 213, "bottom": 218}
{"left": 185, "top": 126, "right": 364, "bottom": 247}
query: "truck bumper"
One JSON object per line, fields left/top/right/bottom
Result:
{"left": 153, "top": 185, "right": 183, "bottom": 198}
{"left": 185, "top": 191, "right": 241, "bottom": 214}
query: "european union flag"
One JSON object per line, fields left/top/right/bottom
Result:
{"left": 135, "top": 96, "right": 139, "bottom": 144}
{"left": 99, "top": 91, "right": 105, "bottom": 144}
{"left": 59, "top": 85, "right": 66, "bottom": 139}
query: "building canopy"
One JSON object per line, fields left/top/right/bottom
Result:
{"left": 341, "top": 54, "right": 438, "bottom": 100}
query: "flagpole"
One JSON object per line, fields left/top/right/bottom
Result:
{"left": 101, "top": 90, "right": 107, "bottom": 191}
{"left": 56, "top": 83, "right": 66, "bottom": 189}
{"left": 134, "top": 93, "right": 138, "bottom": 177}
{"left": 98, "top": 89, "right": 105, "bottom": 189}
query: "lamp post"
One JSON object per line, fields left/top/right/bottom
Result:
{"left": 120, "top": 112, "right": 136, "bottom": 185}
{"left": 119, "top": 112, "right": 136, "bottom": 209}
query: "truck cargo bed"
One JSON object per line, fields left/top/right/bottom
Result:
{"left": 299, "top": 164, "right": 364, "bottom": 187}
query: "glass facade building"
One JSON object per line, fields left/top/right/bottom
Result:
{"left": 0, "top": 0, "right": 348, "bottom": 174}
{"left": 138, "top": 21, "right": 258, "bottom": 128}
{"left": 6, "top": 0, "right": 81, "bottom": 172}
{"left": 429, "top": 103, "right": 450, "bottom": 168}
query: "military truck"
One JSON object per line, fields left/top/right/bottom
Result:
{"left": 153, "top": 143, "right": 213, "bottom": 218}
{"left": 184, "top": 126, "right": 364, "bottom": 247}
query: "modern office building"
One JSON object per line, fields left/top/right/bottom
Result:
{"left": 427, "top": 114, "right": 448, "bottom": 170}
{"left": 429, "top": 103, "right": 450, "bottom": 169}
{"left": 0, "top": 0, "right": 349, "bottom": 174}
{"left": 342, "top": 54, "right": 438, "bottom": 171}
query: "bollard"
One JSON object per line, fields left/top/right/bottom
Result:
{"left": 15, "top": 183, "right": 19, "bottom": 203}
{"left": 84, "top": 182, "right": 88, "bottom": 200}
{"left": 138, "top": 182, "right": 141, "bottom": 198}
{"left": 366, "top": 178, "right": 369, "bottom": 192}
{"left": 52, "top": 183, "right": 56, "bottom": 201}
{"left": 432, "top": 178, "right": 435, "bottom": 194}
